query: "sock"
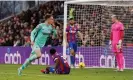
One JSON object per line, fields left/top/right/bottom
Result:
{"left": 20, "top": 54, "right": 37, "bottom": 70}
{"left": 70, "top": 56, "right": 75, "bottom": 66}
{"left": 116, "top": 54, "right": 120, "bottom": 70}
{"left": 115, "top": 56, "right": 117, "bottom": 68}
{"left": 118, "top": 53, "right": 124, "bottom": 70}
{"left": 70, "top": 56, "right": 73, "bottom": 65}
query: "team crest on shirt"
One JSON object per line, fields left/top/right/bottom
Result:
{"left": 69, "top": 30, "right": 76, "bottom": 33}
{"left": 69, "top": 27, "right": 77, "bottom": 33}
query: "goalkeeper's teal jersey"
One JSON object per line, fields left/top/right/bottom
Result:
{"left": 30, "top": 23, "right": 56, "bottom": 47}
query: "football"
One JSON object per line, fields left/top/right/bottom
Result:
{"left": 79, "top": 62, "right": 85, "bottom": 68}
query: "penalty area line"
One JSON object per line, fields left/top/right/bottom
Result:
{"left": 0, "top": 72, "right": 49, "bottom": 77}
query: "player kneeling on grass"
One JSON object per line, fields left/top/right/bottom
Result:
{"left": 41, "top": 48, "right": 70, "bottom": 74}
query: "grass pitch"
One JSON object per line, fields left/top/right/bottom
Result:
{"left": 0, "top": 64, "right": 132, "bottom": 80}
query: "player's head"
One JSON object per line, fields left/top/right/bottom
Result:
{"left": 111, "top": 15, "right": 119, "bottom": 22}
{"left": 69, "top": 17, "right": 75, "bottom": 25}
{"left": 45, "top": 14, "right": 54, "bottom": 24}
{"left": 50, "top": 48, "right": 56, "bottom": 55}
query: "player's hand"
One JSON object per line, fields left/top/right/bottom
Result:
{"left": 117, "top": 44, "right": 121, "bottom": 49}
{"left": 52, "top": 23, "right": 56, "bottom": 28}
{"left": 117, "top": 40, "right": 122, "bottom": 49}
{"left": 31, "top": 41, "right": 34, "bottom": 46}
{"left": 52, "top": 35, "right": 55, "bottom": 39}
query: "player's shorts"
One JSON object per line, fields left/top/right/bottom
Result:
{"left": 31, "top": 43, "right": 41, "bottom": 54}
{"left": 112, "top": 43, "right": 123, "bottom": 53}
{"left": 69, "top": 42, "right": 77, "bottom": 52}
{"left": 55, "top": 67, "right": 70, "bottom": 74}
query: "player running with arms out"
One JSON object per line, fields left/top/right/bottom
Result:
{"left": 65, "top": 17, "right": 83, "bottom": 68}
{"left": 109, "top": 15, "right": 124, "bottom": 71}
{"left": 41, "top": 48, "right": 70, "bottom": 74}
{"left": 18, "top": 14, "right": 57, "bottom": 76}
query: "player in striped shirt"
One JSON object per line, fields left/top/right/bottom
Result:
{"left": 66, "top": 17, "right": 83, "bottom": 67}
{"left": 41, "top": 48, "right": 70, "bottom": 74}
{"left": 109, "top": 15, "right": 124, "bottom": 71}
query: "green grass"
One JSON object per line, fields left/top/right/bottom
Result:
{"left": 0, "top": 64, "right": 133, "bottom": 80}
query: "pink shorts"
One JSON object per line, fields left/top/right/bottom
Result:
{"left": 112, "top": 43, "right": 123, "bottom": 53}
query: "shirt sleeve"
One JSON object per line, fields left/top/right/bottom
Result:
{"left": 54, "top": 58, "right": 58, "bottom": 62}
{"left": 119, "top": 23, "right": 124, "bottom": 40}
{"left": 30, "top": 24, "right": 42, "bottom": 42}
{"left": 119, "top": 23, "right": 124, "bottom": 31}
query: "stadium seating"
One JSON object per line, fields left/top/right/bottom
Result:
{"left": 0, "top": 1, "right": 64, "bottom": 46}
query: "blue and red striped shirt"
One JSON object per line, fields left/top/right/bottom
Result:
{"left": 52, "top": 53, "right": 70, "bottom": 73}
{"left": 66, "top": 25, "right": 79, "bottom": 43}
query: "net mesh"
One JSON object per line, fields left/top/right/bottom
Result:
{"left": 66, "top": 1, "right": 133, "bottom": 68}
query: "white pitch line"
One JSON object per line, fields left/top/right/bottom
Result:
{"left": 0, "top": 72, "right": 27, "bottom": 75}
{"left": 0, "top": 72, "right": 50, "bottom": 77}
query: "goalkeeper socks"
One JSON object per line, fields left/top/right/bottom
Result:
{"left": 20, "top": 54, "right": 38, "bottom": 70}
{"left": 116, "top": 54, "right": 120, "bottom": 70}
{"left": 118, "top": 53, "right": 124, "bottom": 70}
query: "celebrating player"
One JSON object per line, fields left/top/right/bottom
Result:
{"left": 41, "top": 48, "right": 70, "bottom": 74}
{"left": 18, "top": 14, "right": 57, "bottom": 76}
{"left": 66, "top": 17, "right": 83, "bottom": 68}
{"left": 109, "top": 15, "right": 124, "bottom": 71}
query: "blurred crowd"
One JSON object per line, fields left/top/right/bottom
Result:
{"left": 72, "top": 5, "right": 133, "bottom": 46}
{"left": 0, "top": 2, "right": 133, "bottom": 47}
{"left": 0, "top": 1, "right": 64, "bottom": 46}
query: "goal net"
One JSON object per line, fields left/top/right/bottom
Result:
{"left": 64, "top": 0, "right": 133, "bottom": 69}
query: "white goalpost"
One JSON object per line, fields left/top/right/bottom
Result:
{"left": 63, "top": 0, "right": 133, "bottom": 69}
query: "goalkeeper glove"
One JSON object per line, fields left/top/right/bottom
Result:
{"left": 117, "top": 40, "right": 122, "bottom": 49}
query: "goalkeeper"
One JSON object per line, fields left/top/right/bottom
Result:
{"left": 41, "top": 48, "right": 70, "bottom": 74}
{"left": 109, "top": 15, "right": 124, "bottom": 71}
{"left": 18, "top": 14, "right": 57, "bottom": 76}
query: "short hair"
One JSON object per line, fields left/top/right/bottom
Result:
{"left": 44, "top": 14, "right": 53, "bottom": 20}
{"left": 50, "top": 48, "right": 56, "bottom": 55}
{"left": 111, "top": 15, "right": 119, "bottom": 20}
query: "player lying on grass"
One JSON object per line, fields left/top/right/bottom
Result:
{"left": 18, "top": 14, "right": 57, "bottom": 76}
{"left": 109, "top": 15, "right": 124, "bottom": 71}
{"left": 41, "top": 48, "right": 70, "bottom": 74}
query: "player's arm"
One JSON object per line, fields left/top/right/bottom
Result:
{"left": 52, "top": 28, "right": 57, "bottom": 38}
{"left": 30, "top": 24, "right": 42, "bottom": 43}
{"left": 54, "top": 58, "right": 59, "bottom": 69}
{"left": 118, "top": 24, "right": 124, "bottom": 45}
{"left": 77, "top": 25, "right": 83, "bottom": 42}
{"left": 51, "top": 23, "right": 57, "bottom": 39}
{"left": 77, "top": 31, "right": 83, "bottom": 41}
{"left": 65, "top": 26, "right": 69, "bottom": 46}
